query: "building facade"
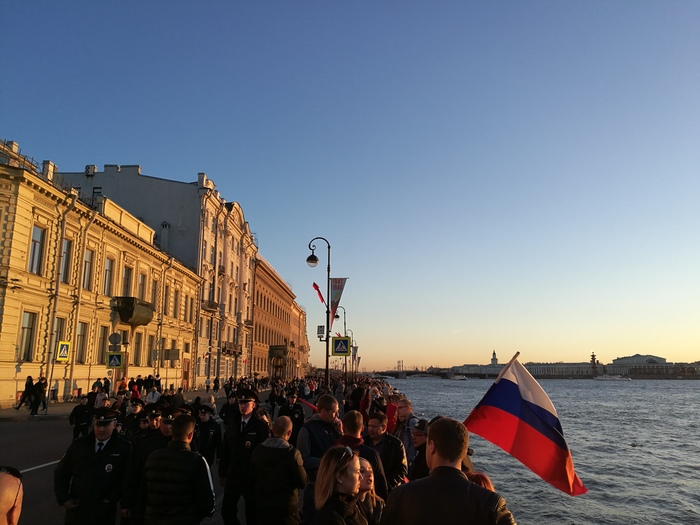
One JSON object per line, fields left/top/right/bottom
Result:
{"left": 58, "top": 165, "right": 259, "bottom": 385}
{"left": 0, "top": 142, "right": 201, "bottom": 407}
{"left": 252, "top": 256, "right": 310, "bottom": 380}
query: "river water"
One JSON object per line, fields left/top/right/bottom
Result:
{"left": 388, "top": 377, "right": 700, "bottom": 525}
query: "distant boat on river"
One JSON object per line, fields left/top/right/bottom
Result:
{"left": 593, "top": 374, "right": 632, "bottom": 381}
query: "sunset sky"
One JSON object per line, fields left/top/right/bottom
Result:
{"left": 3, "top": 2, "right": 698, "bottom": 370}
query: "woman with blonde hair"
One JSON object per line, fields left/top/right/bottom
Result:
{"left": 357, "top": 457, "right": 384, "bottom": 525}
{"left": 315, "top": 446, "right": 367, "bottom": 525}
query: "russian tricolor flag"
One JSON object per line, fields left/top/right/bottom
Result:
{"left": 464, "top": 353, "right": 587, "bottom": 496}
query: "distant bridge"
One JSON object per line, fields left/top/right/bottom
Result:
{"left": 374, "top": 369, "right": 449, "bottom": 379}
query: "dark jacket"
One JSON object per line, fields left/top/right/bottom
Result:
{"left": 69, "top": 404, "right": 92, "bottom": 427}
{"left": 251, "top": 437, "right": 307, "bottom": 525}
{"left": 296, "top": 414, "right": 341, "bottom": 482}
{"left": 365, "top": 433, "right": 408, "bottom": 490}
{"left": 277, "top": 402, "right": 306, "bottom": 445}
{"left": 318, "top": 492, "right": 368, "bottom": 525}
{"left": 381, "top": 466, "right": 516, "bottom": 525}
{"left": 358, "top": 496, "right": 385, "bottom": 525}
{"left": 335, "top": 435, "right": 389, "bottom": 501}
{"left": 139, "top": 441, "right": 215, "bottom": 525}
{"left": 219, "top": 413, "right": 270, "bottom": 488}
{"left": 54, "top": 432, "right": 132, "bottom": 525}
{"left": 407, "top": 443, "right": 428, "bottom": 481}
{"left": 194, "top": 417, "right": 222, "bottom": 466}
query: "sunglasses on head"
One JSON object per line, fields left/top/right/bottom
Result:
{"left": 0, "top": 466, "right": 22, "bottom": 508}
{"left": 339, "top": 445, "right": 355, "bottom": 464}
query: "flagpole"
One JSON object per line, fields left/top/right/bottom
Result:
{"left": 494, "top": 351, "right": 520, "bottom": 383}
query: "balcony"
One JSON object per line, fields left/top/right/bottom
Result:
{"left": 221, "top": 342, "right": 242, "bottom": 356}
{"left": 202, "top": 299, "right": 219, "bottom": 312}
{"left": 218, "top": 264, "right": 226, "bottom": 276}
{"left": 244, "top": 319, "right": 253, "bottom": 327}
{"left": 110, "top": 297, "right": 154, "bottom": 326}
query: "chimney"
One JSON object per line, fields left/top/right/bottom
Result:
{"left": 42, "top": 160, "right": 57, "bottom": 181}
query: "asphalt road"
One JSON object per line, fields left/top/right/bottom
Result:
{"left": 0, "top": 389, "right": 251, "bottom": 525}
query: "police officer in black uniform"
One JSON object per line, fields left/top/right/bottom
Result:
{"left": 219, "top": 389, "right": 270, "bottom": 525}
{"left": 277, "top": 389, "right": 305, "bottom": 446}
{"left": 54, "top": 408, "right": 131, "bottom": 525}
{"left": 194, "top": 404, "right": 222, "bottom": 467}
{"left": 123, "top": 398, "right": 145, "bottom": 438}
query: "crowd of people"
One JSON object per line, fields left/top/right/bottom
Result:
{"left": 13, "top": 375, "right": 48, "bottom": 415}
{"left": 42, "top": 374, "right": 517, "bottom": 525}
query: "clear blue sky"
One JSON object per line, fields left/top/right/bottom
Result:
{"left": 3, "top": 2, "right": 699, "bottom": 370}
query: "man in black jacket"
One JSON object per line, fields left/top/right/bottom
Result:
{"left": 69, "top": 396, "right": 92, "bottom": 440}
{"left": 54, "top": 408, "right": 132, "bottom": 525}
{"left": 219, "top": 389, "right": 270, "bottom": 525}
{"left": 139, "top": 414, "right": 215, "bottom": 524}
{"left": 381, "top": 418, "right": 516, "bottom": 525}
{"left": 366, "top": 412, "right": 408, "bottom": 492}
{"left": 276, "top": 389, "right": 305, "bottom": 446}
{"left": 251, "top": 416, "right": 307, "bottom": 525}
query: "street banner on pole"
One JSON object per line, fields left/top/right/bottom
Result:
{"left": 329, "top": 278, "right": 347, "bottom": 329}
{"left": 332, "top": 337, "right": 351, "bottom": 356}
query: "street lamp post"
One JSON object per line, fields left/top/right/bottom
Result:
{"left": 307, "top": 237, "right": 331, "bottom": 388}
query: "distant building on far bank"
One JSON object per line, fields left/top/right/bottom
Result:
{"left": 446, "top": 351, "right": 697, "bottom": 379}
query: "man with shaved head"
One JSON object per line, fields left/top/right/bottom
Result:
{"left": 0, "top": 466, "right": 23, "bottom": 525}
{"left": 251, "top": 416, "right": 307, "bottom": 524}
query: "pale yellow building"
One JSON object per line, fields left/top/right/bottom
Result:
{"left": 0, "top": 141, "right": 201, "bottom": 407}
{"left": 252, "top": 256, "right": 310, "bottom": 380}
{"left": 58, "top": 166, "right": 258, "bottom": 386}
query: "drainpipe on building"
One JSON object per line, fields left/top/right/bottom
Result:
{"left": 210, "top": 201, "right": 225, "bottom": 381}
{"left": 66, "top": 208, "right": 98, "bottom": 407}
{"left": 195, "top": 187, "right": 213, "bottom": 389}
{"left": 45, "top": 192, "right": 78, "bottom": 408}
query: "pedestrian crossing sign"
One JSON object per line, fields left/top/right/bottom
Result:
{"left": 56, "top": 341, "right": 70, "bottom": 362}
{"left": 332, "top": 337, "right": 351, "bottom": 356}
{"left": 107, "top": 352, "right": 124, "bottom": 369}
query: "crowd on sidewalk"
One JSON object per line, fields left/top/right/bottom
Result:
{"left": 3, "top": 374, "right": 517, "bottom": 525}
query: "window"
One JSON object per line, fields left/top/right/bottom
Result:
{"left": 152, "top": 279, "right": 159, "bottom": 304}
{"left": 164, "top": 285, "right": 170, "bottom": 317}
{"left": 19, "top": 312, "right": 38, "bottom": 361}
{"left": 76, "top": 322, "right": 89, "bottom": 364}
{"left": 122, "top": 266, "right": 133, "bottom": 296}
{"left": 134, "top": 332, "right": 143, "bottom": 366}
{"left": 170, "top": 339, "right": 177, "bottom": 367}
{"left": 148, "top": 335, "right": 156, "bottom": 366}
{"left": 54, "top": 317, "right": 66, "bottom": 345}
{"left": 138, "top": 273, "right": 147, "bottom": 300}
{"left": 210, "top": 246, "right": 216, "bottom": 264}
{"left": 97, "top": 325, "right": 109, "bottom": 365}
{"left": 28, "top": 226, "right": 46, "bottom": 275}
{"left": 82, "top": 249, "right": 94, "bottom": 290}
{"left": 189, "top": 297, "right": 195, "bottom": 323}
{"left": 120, "top": 330, "right": 129, "bottom": 347}
{"left": 202, "top": 240, "right": 207, "bottom": 262}
{"left": 173, "top": 290, "right": 180, "bottom": 319}
{"left": 103, "top": 258, "right": 115, "bottom": 296}
{"left": 60, "top": 239, "right": 72, "bottom": 284}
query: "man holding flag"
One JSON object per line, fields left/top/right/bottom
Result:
{"left": 382, "top": 417, "right": 516, "bottom": 525}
